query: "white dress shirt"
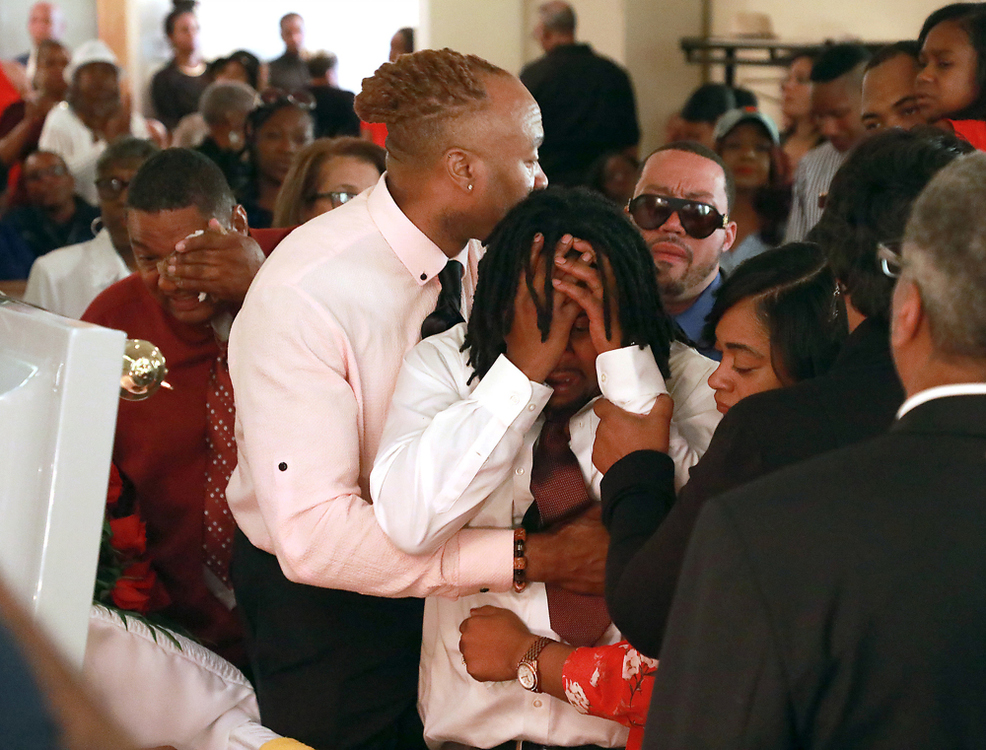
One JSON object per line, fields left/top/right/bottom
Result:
{"left": 226, "top": 174, "right": 513, "bottom": 598}
{"left": 38, "top": 102, "right": 150, "bottom": 205}
{"left": 23, "top": 228, "right": 130, "bottom": 318}
{"left": 370, "top": 326, "right": 720, "bottom": 748}
{"left": 896, "top": 382, "right": 986, "bottom": 418}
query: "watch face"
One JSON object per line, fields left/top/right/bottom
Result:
{"left": 518, "top": 662, "right": 537, "bottom": 690}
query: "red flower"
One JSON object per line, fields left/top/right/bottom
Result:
{"left": 108, "top": 514, "right": 146, "bottom": 556}
{"left": 106, "top": 464, "right": 123, "bottom": 507}
{"left": 111, "top": 561, "right": 159, "bottom": 614}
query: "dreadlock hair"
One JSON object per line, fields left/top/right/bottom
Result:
{"left": 463, "top": 187, "right": 677, "bottom": 384}
{"left": 354, "top": 48, "right": 507, "bottom": 163}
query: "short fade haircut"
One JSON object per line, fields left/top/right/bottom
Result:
{"left": 865, "top": 40, "right": 921, "bottom": 71}
{"left": 680, "top": 83, "right": 757, "bottom": 124}
{"left": 354, "top": 48, "right": 508, "bottom": 162}
{"left": 646, "top": 140, "right": 736, "bottom": 211}
{"left": 810, "top": 43, "right": 871, "bottom": 83}
{"left": 307, "top": 51, "right": 338, "bottom": 79}
{"left": 127, "top": 148, "right": 235, "bottom": 226}
{"left": 538, "top": 2, "right": 576, "bottom": 34}
{"left": 704, "top": 242, "right": 847, "bottom": 384}
{"left": 808, "top": 127, "right": 972, "bottom": 322}
{"left": 280, "top": 12, "right": 302, "bottom": 28}
{"left": 96, "top": 137, "right": 159, "bottom": 173}
{"left": 904, "top": 151, "right": 986, "bottom": 358}
{"left": 199, "top": 80, "right": 257, "bottom": 126}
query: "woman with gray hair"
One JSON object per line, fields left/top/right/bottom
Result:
{"left": 191, "top": 80, "right": 258, "bottom": 196}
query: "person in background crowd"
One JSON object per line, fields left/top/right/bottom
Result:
{"left": 520, "top": 1, "right": 640, "bottom": 185}
{"left": 674, "top": 83, "right": 758, "bottom": 148}
{"left": 458, "top": 242, "right": 845, "bottom": 750}
{"left": 210, "top": 49, "right": 262, "bottom": 91}
{"left": 268, "top": 13, "right": 309, "bottom": 93}
{"left": 307, "top": 53, "right": 361, "bottom": 140}
{"left": 917, "top": 5, "right": 986, "bottom": 148}
{"left": 779, "top": 51, "right": 823, "bottom": 169}
{"left": 272, "top": 136, "right": 384, "bottom": 227}
{"left": 24, "top": 137, "right": 159, "bottom": 317}
{"left": 586, "top": 150, "right": 639, "bottom": 207}
{"left": 861, "top": 42, "right": 924, "bottom": 133}
{"left": 389, "top": 27, "right": 415, "bottom": 62}
{"left": 0, "top": 40, "right": 69, "bottom": 190}
{"left": 194, "top": 81, "right": 258, "bottom": 195}
{"left": 0, "top": 150, "right": 98, "bottom": 280}
{"left": 785, "top": 43, "right": 870, "bottom": 241}
{"left": 239, "top": 90, "right": 314, "bottom": 228}
{"left": 39, "top": 40, "right": 152, "bottom": 205}
{"left": 14, "top": 2, "right": 65, "bottom": 81}
{"left": 714, "top": 108, "right": 791, "bottom": 274}
{"left": 628, "top": 141, "right": 737, "bottom": 359}
{"left": 151, "top": 2, "right": 209, "bottom": 131}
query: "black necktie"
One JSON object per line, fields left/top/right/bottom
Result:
{"left": 420, "top": 259, "right": 465, "bottom": 338}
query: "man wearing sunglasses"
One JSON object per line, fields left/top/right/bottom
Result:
{"left": 627, "top": 141, "right": 737, "bottom": 359}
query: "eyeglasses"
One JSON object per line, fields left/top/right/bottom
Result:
{"left": 627, "top": 194, "right": 729, "bottom": 239}
{"left": 95, "top": 176, "right": 131, "bottom": 200}
{"left": 877, "top": 241, "right": 904, "bottom": 279}
{"left": 258, "top": 87, "right": 315, "bottom": 110}
{"left": 309, "top": 190, "right": 358, "bottom": 208}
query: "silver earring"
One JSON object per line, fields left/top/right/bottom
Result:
{"left": 468, "top": 184, "right": 473, "bottom": 191}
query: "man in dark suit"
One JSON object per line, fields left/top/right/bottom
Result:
{"left": 642, "top": 151, "right": 986, "bottom": 748}
{"left": 600, "top": 127, "right": 974, "bottom": 658}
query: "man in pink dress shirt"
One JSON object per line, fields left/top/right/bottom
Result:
{"left": 226, "top": 49, "right": 610, "bottom": 750}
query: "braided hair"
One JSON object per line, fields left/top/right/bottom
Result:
{"left": 464, "top": 187, "right": 677, "bottom": 383}
{"left": 354, "top": 48, "right": 506, "bottom": 161}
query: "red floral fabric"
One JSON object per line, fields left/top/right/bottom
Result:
{"left": 561, "top": 640, "right": 658, "bottom": 750}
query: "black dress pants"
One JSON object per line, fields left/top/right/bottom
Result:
{"left": 233, "top": 529, "right": 428, "bottom": 750}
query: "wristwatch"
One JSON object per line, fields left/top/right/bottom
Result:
{"left": 517, "top": 636, "right": 552, "bottom": 693}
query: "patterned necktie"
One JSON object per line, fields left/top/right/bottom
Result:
{"left": 420, "top": 259, "right": 465, "bottom": 338}
{"left": 529, "top": 418, "right": 611, "bottom": 647}
{"left": 203, "top": 346, "right": 236, "bottom": 589}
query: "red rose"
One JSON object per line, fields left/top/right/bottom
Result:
{"left": 111, "top": 561, "right": 157, "bottom": 614}
{"left": 106, "top": 464, "right": 123, "bottom": 507}
{"left": 108, "top": 514, "right": 147, "bottom": 556}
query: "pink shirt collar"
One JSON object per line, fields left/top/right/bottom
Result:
{"left": 367, "top": 174, "right": 453, "bottom": 287}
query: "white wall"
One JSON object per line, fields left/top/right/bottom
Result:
{"left": 0, "top": 0, "right": 98, "bottom": 61}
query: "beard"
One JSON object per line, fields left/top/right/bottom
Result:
{"left": 653, "top": 234, "right": 723, "bottom": 301}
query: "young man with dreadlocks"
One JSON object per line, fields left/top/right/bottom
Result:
{"left": 370, "top": 188, "right": 720, "bottom": 749}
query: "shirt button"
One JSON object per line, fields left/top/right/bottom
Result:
{"left": 533, "top": 699, "right": 543, "bottom": 708}
{"left": 527, "top": 404, "right": 535, "bottom": 411}
{"left": 600, "top": 373, "right": 607, "bottom": 383}
{"left": 515, "top": 468, "right": 524, "bottom": 475}
{"left": 510, "top": 394, "right": 520, "bottom": 404}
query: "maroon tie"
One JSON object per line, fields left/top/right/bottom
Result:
{"left": 203, "top": 350, "right": 236, "bottom": 588}
{"left": 529, "top": 418, "right": 611, "bottom": 647}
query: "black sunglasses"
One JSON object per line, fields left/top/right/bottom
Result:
{"left": 627, "top": 194, "right": 729, "bottom": 239}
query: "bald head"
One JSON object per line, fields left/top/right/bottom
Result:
{"left": 28, "top": 2, "right": 64, "bottom": 46}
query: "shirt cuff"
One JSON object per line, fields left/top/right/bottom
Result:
{"left": 470, "top": 354, "right": 553, "bottom": 431}
{"left": 596, "top": 346, "right": 667, "bottom": 407}
{"left": 454, "top": 527, "right": 515, "bottom": 593}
